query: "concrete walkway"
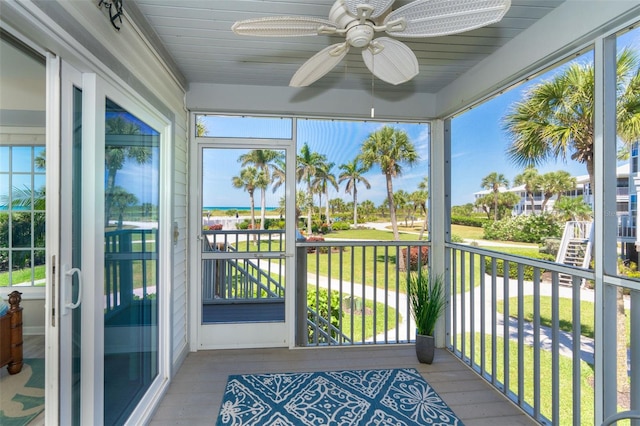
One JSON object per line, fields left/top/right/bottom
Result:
{"left": 314, "top": 223, "right": 601, "bottom": 365}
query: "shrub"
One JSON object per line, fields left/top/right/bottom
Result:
{"left": 539, "top": 237, "right": 561, "bottom": 257}
{"left": 450, "top": 234, "right": 464, "bottom": 243}
{"left": 307, "top": 288, "right": 342, "bottom": 343}
{"left": 451, "top": 215, "right": 489, "bottom": 228}
{"left": 484, "top": 252, "right": 555, "bottom": 281}
{"left": 305, "top": 235, "right": 325, "bottom": 253}
{"left": 331, "top": 221, "right": 351, "bottom": 231}
{"left": 203, "top": 224, "right": 223, "bottom": 231}
{"left": 400, "top": 246, "right": 429, "bottom": 271}
{"left": 483, "top": 213, "right": 561, "bottom": 244}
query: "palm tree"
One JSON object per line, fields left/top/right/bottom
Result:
{"left": 538, "top": 170, "right": 576, "bottom": 212}
{"left": 503, "top": 48, "right": 640, "bottom": 396}
{"left": 513, "top": 166, "right": 540, "bottom": 215}
{"left": 34, "top": 150, "right": 46, "bottom": 170}
{"left": 238, "top": 149, "right": 284, "bottom": 230}
{"left": 359, "top": 126, "right": 418, "bottom": 242}
{"left": 481, "top": 172, "right": 509, "bottom": 221}
{"left": 416, "top": 176, "right": 429, "bottom": 239}
{"left": 393, "top": 189, "right": 410, "bottom": 227}
{"left": 270, "top": 157, "right": 286, "bottom": 193}
{"left": 329, "top": 198, "right": 345, "bottom": 215}
{"left": 195, "top": 117, "right": 207, "bottom": 137}
{"left": 297, "top": 143, "right": 327, "bottom": 234}
{"left": 232, "top": 166, "right": 268, "bottom": 233}
{"left": 104, "top": 116, "right": 152, "bottom": 226}
{"left": 106, "top": 186, "right": 138, "bottom": 229}
{"left": 504, "top": 47, "right": 640, "bottom": 195}
{"left": 338, "top": 158, "right": 371, "bottom": 226}
{"left": 360, "top": 200, "right": 376, "bottom": 216}
{"left": 1, "top": 185, "right": 46, "bottom": 211}
{"left": 313, "top": 162, "right": 338, "bottom": 227}
{"left": 554, "top": 196, "right": 592, "bottom": 221}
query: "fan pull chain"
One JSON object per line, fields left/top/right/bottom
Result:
{"left": 370, "top": 54, "right": 375, "bottom": 118}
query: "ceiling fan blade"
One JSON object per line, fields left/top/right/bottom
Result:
{"left": 384, "top": 0, "right": 511, "bottom": 38}
{"left": 361, "top": 37, "right": 418, "bottom": 85}
{"left": 232, "top": 16, "right": 337, "bottom": 37}
{"left": 290, "top": 43, "right": 350, "bottom": 87}
{"left": 344, "top": 0, "right": 396, "bottom": 19}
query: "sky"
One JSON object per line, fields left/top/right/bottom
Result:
{"left": 200, "top": 119, "right": 430, "bottom": 209}
{"left": 109, "top": 27, "right": 639, "bottom": 211}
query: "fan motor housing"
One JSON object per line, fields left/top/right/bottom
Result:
{"left": 347, "top": 24, "right": 374, "bottom": 47}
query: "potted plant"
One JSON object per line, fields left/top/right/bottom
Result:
{"left": 408, "top": 272, "right": 445, "bottom": 364}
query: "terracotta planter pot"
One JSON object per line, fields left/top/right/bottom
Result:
{"left": 415, "top": 334, "right": 435, "bottom": 364}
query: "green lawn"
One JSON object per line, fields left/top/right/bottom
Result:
{"left": 451, "top": 224, "right": 485, "bottom": 240}
{"left": 0, "top": 265, "right": 46, "bottom": 287}
{"left": 497, "top": 295, "right": 631, "bottom": 346}
{"left": 329, "top": 228, "right": 424, "bottom": 240}
{"left": 340, "top": 296, "right": 399, "bottom": 343}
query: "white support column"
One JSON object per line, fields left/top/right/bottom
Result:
{"left": 430, "top": 119, "right": 448, "bottom": 348}
{"left": 593, "top": 34, "right": 619, "bottom": 425}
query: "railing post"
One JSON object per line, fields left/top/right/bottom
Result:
{"left": 120, "top": 231, "right": 134, "bottom": 306}
{"left": 295, "top": 244, "right": 308, "bottom": 347}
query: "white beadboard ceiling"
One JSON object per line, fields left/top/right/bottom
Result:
{"left": 130, "top": 0, "right": 565, "bottom": 94}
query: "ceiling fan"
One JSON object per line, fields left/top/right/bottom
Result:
{"left": 231, "top": 0, "right": 511, "bottom": 87}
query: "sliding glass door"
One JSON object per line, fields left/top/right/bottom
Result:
{"left": 56, "top": 65, "right": 169, "bottom": 425}
{"left": 103, "top": 97, "right": 161, "bottom": 425}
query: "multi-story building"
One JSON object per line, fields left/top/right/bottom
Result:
{"left": 473, "top": 164, "right": 630, "bottom": 218}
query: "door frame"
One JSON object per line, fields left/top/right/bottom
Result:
{"left": 189, "top": 121, "right": 297, "bottom": 350}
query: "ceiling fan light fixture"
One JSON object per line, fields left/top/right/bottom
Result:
{"left": 346, "top": 25, "right": 374, "bottom": 47}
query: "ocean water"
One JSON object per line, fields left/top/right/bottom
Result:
{"left": 203, "top": 206, "right": 277, "bottom": 212}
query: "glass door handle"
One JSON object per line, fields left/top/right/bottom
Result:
{"left": 62, "top": 264, "right": 83, "bottom": 314}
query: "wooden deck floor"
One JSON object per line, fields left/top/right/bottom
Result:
{"left": 150, "top": 345, "right": 538, "bottom": 425}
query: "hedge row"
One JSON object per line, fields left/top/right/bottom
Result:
{"left": 451, "top": 215, "right": 489, "bottom": 228}
{"left": 483, "top": 252, "right": 555, "bottom": 281}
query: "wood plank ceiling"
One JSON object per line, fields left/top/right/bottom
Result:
{"left": 131, "top": 0, "right": 565, "bottom": 94}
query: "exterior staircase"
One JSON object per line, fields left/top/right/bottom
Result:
{"left": 555, "top": 221, "right": 593, "bottom": 286}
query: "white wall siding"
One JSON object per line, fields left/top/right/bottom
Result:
{"left": 172, "top": 120, "right": 189, "bottom": 366}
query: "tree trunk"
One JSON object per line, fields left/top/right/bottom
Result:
{"left": 353, "top": 188, "right": 358, "bottom": 226}
{"left": 386, "top": 174, "right": 405, "bottom": 270}
{"left": 528, "top": 192, "right": 535, "bottom": 215}
{"left": 259, "top": 188, "right": 266, "bottom": 230}
{"left": 307, "top": 180, "right": 313, "bottom": 235}
{"left": 105, "top": 169, "right": 117, "bottom": 227}
{"left": 586, "top": 157, "right": 629, "bottom": 398}
{"left": 418, "top": 205, "right": 428, "bottom": 240}
{"left": 617, "top": 287, "right": 630, "bottom": 396}
{"left": 250, "top": 193, "right": 256, "bottom": 243}
{"left": 325, "top": 188, "right": 330, "bottom": 228}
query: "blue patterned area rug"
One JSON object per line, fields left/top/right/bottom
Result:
{"left": 216, "top": 367, "right": 463, "bottom": 425}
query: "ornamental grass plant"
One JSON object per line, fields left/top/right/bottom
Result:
{"left": 408, "top": 272, "right": 445, "bottom": 336}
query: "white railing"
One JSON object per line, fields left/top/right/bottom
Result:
{"left": 447, "top": 243, "right": 639, "bottom": 426}
{"left": 618, "top": 214, "right": 636, "bottom": 239}
{"left": 294, "top": 240, "right": 430, "bottom": 346}
{"left": 555, "top": 221, "right": 593, "bottom": 267}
